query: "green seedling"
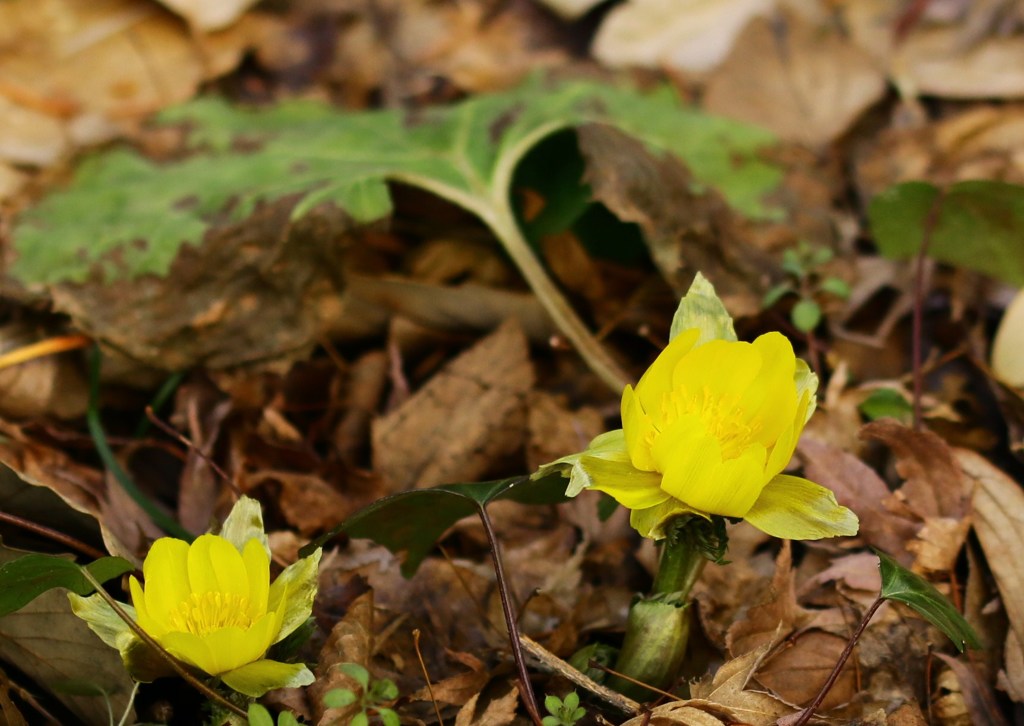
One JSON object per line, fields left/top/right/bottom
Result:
{"left": 323, "top": 663, "right": 399, "bottom": 726}
{"left": 763, "top": 241, "right": 851, "bottom": 333}
{"left": 542, "top": 691, "right": 586, "bottom": 726}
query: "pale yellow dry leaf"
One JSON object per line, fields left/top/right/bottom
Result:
{"left": 703, "top": 13, "right": 887, "bottom": 146}
{"left": 0, "top": 0, "right": 264, "bottom": 166}
{"left": 688, "top": 643, "right": 793, "bottom": 725}
{"left": 155, "top": 0, "right": 259, "bottom": 31}
{"left": 993, "top": 289, "right": 1024, "bottom": 387}
{"left": 533, "top": 0, "right": 605, "bottom": 20}
{"left": 959, "top": 449, "right": 1024, "bottom": 701}
{"left": 845, "top": 0, "right": 1024, "bottom": 99}
{"left": 593, "top": 0, "right": 774, "bottom": 73}
{"left": 454, "top": 684, "right": 519, "bottom": 726}
{"left": 999, "top": 629, "right": 1024, "bottom": 701}
{"left": 906, "top": 516, "right": 972, "bottom": 574}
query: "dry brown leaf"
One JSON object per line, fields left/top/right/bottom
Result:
{"left": 1000, "top": 629, "right": 1024, "bottom": 701}
{"left": 372, "top": 319, "right": 533, "bottom": 492}
{"left": 0, "top": 0, "right": 264, "bottom": 167}
{"left": 704, "top": 13, "right": 887, "bottom": 146}
{"left": 592, "top": 0, "right": 773, "bottom": 74}
{"left": 454, "top": 683, "right": 519, "bottom": 726}
{"left": 578, "top": 123, "right": 775, "bottom": 315}
{"left": 934, "top": 654, "right": 1011, "bottom": 726}
{"left": 727, "top": 543, "right": 812, "bottom": 656}
{"left": 525, "top": 392, "right": 603, "bottom": 472}
{"left": 799, "top": 435, "right": 918, "bottom": 562}
{"left": 0, "top": 326, "right": 88, "bottom": 420}
{"left": 686, "top": 643, "right": 794, "bottom": 725}
{"left": 846, "top": 0, "right": 1024, "bottom": 99}
{"left": 862, "top": 420, "right": 972, "bottom": 521}
{"left": 905, "top": 517, "right": 972, "bottom": 574}
{"left": 756, "top": 631, "right": 856, "bottom": 710}
{"left": 409, "top": 650, "right": 489, "bottom": 706}
{"left": 959, "top": 448, "right": 1024, "bottom": 702}
{"left": 243, "top": 470, "right": 352, "bottom": 537}
{"left": 310, "top": 590, "right": 376, "bottom": 725}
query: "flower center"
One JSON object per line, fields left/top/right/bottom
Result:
{"left": 654, "top": 386, "right": 760, "bottom": 460}
{"left": 167, "top": 592, "right": 254, "bottom": 635}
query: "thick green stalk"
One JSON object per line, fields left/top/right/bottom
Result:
{"left": 607, "top": 521, "right": 708, "bottom": 700}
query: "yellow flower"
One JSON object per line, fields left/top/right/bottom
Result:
{"left": 70, "top": 497, "right": 320, "bottom": 697}
{"left": 539, "top": 274, "right": 857, "bottom": 540}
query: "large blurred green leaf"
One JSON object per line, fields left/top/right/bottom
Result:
{"left": 302, "top": 474, "right": 568, "bottom": 577}
{"left": 12, "top": 77, "right": 780, "bottom": 286}
{"left": 869, "top": 180, "right": 1024, "bottom": 286}
{"left": 876, "top": 550, "right": 981, "bottom": 652}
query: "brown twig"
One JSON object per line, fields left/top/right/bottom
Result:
{"left": 144, "top": 406, "right": 240, "bottom": 497}
{"left": 788, "top": 597, "right": 885, "bottom": 726}
{"left": 413, "top": 629, "right": 444, "bottom": 726}
{"left": 911, "top": 189, "right": 945, "bottom": 431}
{"left": 586, "top": 660, "right": 683, "bottom": 704}
{"left": 475, "top": 502, "right": 543, "bottom": 726}
{"left": 0, "top": 334, "right": 91, "bottom": 371}
{"left": 0, "top": 511, "right": 108, "bottom": 561}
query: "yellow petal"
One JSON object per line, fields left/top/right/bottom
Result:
{"left": 763, "top": 392, "right": 810, "bottom": 479}
{"left": 129, "top": 576, "right": 164, "bottom": 638}
{"left": 187, "top": 534, "right": 249, "bottom": 598}
{"left": 140, "top": 538, "right": 191, "bottom": 627}
{"left": 651, "top": 412, "right": 719, "bottom": 494}
{"left": 663, "top": 441, "right": 767, "bottom": 517}
{"left": 739, "top": 333, "right": 798, "bottom": 443}
{"left": 220, "top": 659, "right": 315, "bottom": 697}
{"left": 793, "top": 358, "right": 819, "bottom": 422}
{"left": 621, "top": 385, "right": 657, "bottom": 471}
{"left": 585, "top": 453, "right": 671, "bottom": 509}
{"left": 745, "top": 474, "right": 860, "bottom": 540}
{"left": 267, "top": 549, "right": 322, "bottom": 642}
{"left": 634, "top": 328, "right": 701, "bottom": 417}
{"left": 160, "top": 630, "right": 219, "bottom": 674}
{"left": 242, "top": 538, "right": 270, "bottom": 618}
{"left": 670, "top": 338, "right": 761, "bottom": 402}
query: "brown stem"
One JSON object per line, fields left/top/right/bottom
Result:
{"left": 475, "top": 502, "right": 543, "bottom": 726}
{"left": 912, "top": 189, "right": 945, "bottom": 431}
{"left": 790, "top": 597, "right": 884, "bottom": 726}
{"left": 0, "top": 511, "right": 108, "bottom": 561}
{"left": 78, "top": 569, "right": 248, "bottom": 719}
{"left": 144, "top": 407, "right": 241, "bottom": 498}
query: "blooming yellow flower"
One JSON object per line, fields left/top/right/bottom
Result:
{"left": 70, "top": 497, "right": 320, "bottom": 697}
{"left": 540, "top": 276, "right": 857, "bottom": 540}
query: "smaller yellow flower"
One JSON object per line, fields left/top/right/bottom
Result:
{"left": 70, "top": 497, "right": 320, "bottom": 697}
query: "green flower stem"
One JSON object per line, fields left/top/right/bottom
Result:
{"left": 607, "top": 522, "right": 708, "bottom": 700}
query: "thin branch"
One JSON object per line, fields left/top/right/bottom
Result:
{"left": 911, "top": 189, "right": 945, "bottom": 431}
{"left": 413, "top": 629, "right": 444, "bottom": 726}
{"left": 475, "top": 502, "right": 544, "bottom": 726}
{"left": 0, "top": 511, "right": 108, "bottom": 562}
{"left": 788, "top": 597, "right": 884, "bottom": 726}
{"left": 144, "top": 406, "right": 240, "bottom": 497}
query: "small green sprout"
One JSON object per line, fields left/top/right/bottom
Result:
{"left": 764, "top": 240, "right": 851, "bottom": 333}
{"left": 542, "top": 691, "right": 586, "bottom": 726}
{"left": 324, "top": 663, "right": 400, "bottom": 726}
{"left": 247, "top": 703, "right": 301, "bottom": 726}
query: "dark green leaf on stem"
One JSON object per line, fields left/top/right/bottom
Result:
{"left": 869, "top": 180, "right": 1024, "bottom": 286}
{"left": 0, "top": 554, "right": 133, "bottom": 617}
{"left": 876, "top": 550, "right": 981, "bottom": 652}
{"left": 300, "top": 474, "right": 568, "bottom": 577}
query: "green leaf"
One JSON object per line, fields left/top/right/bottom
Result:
{"left": 859, "top": 388, "right": 914, "bottom": 423}
{"left": 544, "top": 694, "right": 563, "bottom": 715}
{"left": 323, "top": 688, "right": 358, "bottom": 708}
{"left": 370, "top": 678, "right": 398, "bottom": 702}
{"left": 12, "top": 78, "right": 781, "bottom": 288}
{"left": 278, "top": 712, "right": 301, "bottom": 726}
{"left": 351, "top": 712, "right": 369, "bottom": 726}
{"left": 0, "top": 555, "right": 133, "bottom": 617}
{"left": 247, "top": 703, "right": 275, "bottom": 726}
{"left": 876, "top": 550, "right": 982, "bottom": 652}
{"left": 563, "top": 691, "right": 580, "bottom": 710}
{"left": 790, "top": 299, "right": 822, "bottom": 332}
{"left": 300, "top": 474, "right": 568, "bottom": 577}
{"left": 377, "top": 708, "right": 400, "bottom": 726}
{"left": 669, "top": 272, "right": 738, "bottom": 345}
{"left": 869, "top": 180, "right": 1024, "bottom": 286}
{"left": 338, "top": 663, "right": 371, "bottom": 690}
{"left": 762, "top": 282, "right": 794, "bottom": 308}
{"left": 820, "top": 276, "right": 851, "bottom": 299}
